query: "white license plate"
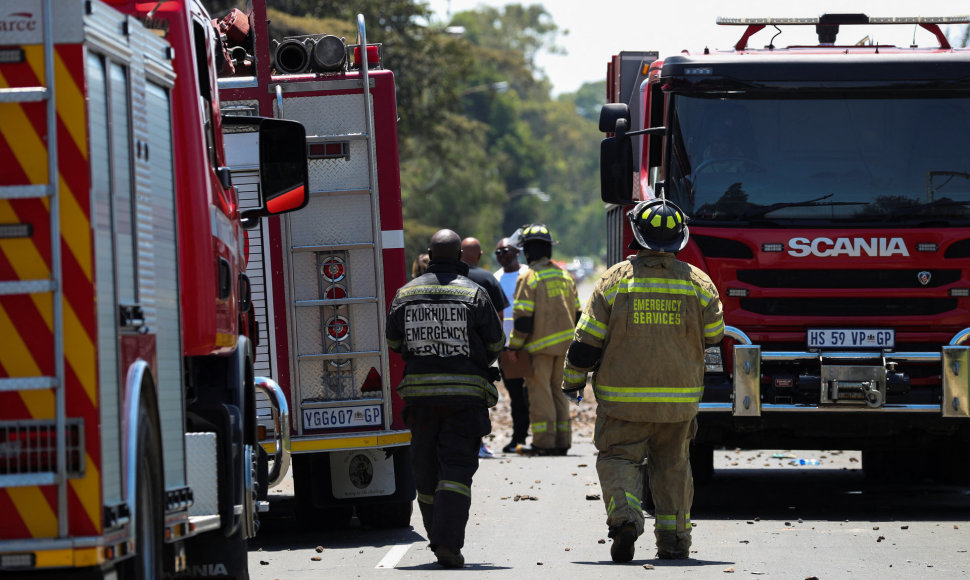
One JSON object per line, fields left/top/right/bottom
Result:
{"left": 807, "top": 329, "right": 894, "bottom": 349}
{"left": 303, "top": 404, "right": 383, "bottom": 430}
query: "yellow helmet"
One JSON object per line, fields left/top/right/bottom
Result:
{"left": 515, "top": 223, "right": 555, "bottom": 247}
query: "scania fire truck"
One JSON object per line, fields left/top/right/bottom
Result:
{"left": 0, "top": 0, "right": 308, "bottom": 577}
{"left": 216, "top": 2, "right": 413, "bottom": 527}
{"left": 600, "top": 14, "right": 970, "bottom": 483}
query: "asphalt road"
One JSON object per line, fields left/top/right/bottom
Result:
{"left": 248, "top": 402, "right": 970, "bottom": 579}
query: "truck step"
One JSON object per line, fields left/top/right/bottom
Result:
{"left": 294, "top": 296, "right": 378, "bottom": 308}
{"left": 291, "top": 242, "right": 375, "bottom": 253}
{"left": 0, "top": 376, "right": 58, "bottom": 392}
{"left": 0, "top": 87, "right": 48, "bottom": 103}
{"left": 0, "top": 279, "right": 55, "bottom": 296}
{"left": 307, "top": 133, "right": 368, "bottom": 143}
{"left": 0, "top": 473, "right": 58, "bottom": 488}
{"left": 309, "top": 187, "right": 372, "bottom": 199}
{"left": 0, "top": 185, "right": 53, "bottom": 200}
{"left": 297, "top": 349, "right": 382, "bottom": 361}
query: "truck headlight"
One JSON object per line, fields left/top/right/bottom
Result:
{"left": 705, "top": 346, "right": 723, "bottom": 372}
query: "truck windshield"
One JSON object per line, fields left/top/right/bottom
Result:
{"left": 665, "top": 94, "right": 970, "bottom": 224}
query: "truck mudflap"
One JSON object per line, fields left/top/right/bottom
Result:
{"left": 701, "top": 326, "right": 970, "bottom": 418}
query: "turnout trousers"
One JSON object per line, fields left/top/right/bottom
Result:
{"left": 404, "top": 405, "right": 491, "bottom": 551}
{"left": 594, "top": 414, "right": 695, "bottom": 553}
{"left": 500, "top": 372, "right": 530, "bottom": 445}
{"left": 524, "top": 353, "right": 571, "bottom": 450}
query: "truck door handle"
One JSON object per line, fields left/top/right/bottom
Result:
{"left": 119, "top": 304, "right": 145, "bottom": 330}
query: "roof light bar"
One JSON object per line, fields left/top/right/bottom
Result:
{"left": 717, "top": 15, "right": 970, "bottom": 26}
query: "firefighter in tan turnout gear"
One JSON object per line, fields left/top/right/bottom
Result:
{"left": 385, "top": 229, "right": 506, "bottom": 568}
{"left": 507, "top": 224, "right": 581, "bottom": 455}
{"left": 562, "top": 199, "right": 724, "bottom": 563}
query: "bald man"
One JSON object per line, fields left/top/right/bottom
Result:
{"left": 461, "top": 237, "right": 509, "bottom": 317}
{"left": 385, "top": 229, "right": 506, "bottom": 568}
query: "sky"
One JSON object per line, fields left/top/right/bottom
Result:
{"left": 426, "top": 0, "right": 970, "bottom": 95}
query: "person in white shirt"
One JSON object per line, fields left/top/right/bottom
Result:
{"left": 493, "top": 237, "right": 530, "bottom": 453}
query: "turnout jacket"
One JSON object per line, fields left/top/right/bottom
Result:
{"left": 386, "top": 261, "right": 506, "bottom": 407}
{"left": 508, "top": 257, "right": 581, "bottom": 356}
{"left": 562, "top": 250, "right": 724, "bottom": 423}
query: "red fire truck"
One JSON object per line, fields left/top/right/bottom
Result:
{"left": 216, "top": 2, "right": 413, "bottom": 527}
{"left": 0, "top": 0, "right": 308, "bottom": 577}
{"left": 600, "top": 14, "right": 970, "bottom": 482}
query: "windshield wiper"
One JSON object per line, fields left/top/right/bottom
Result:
{"left": 741, "top": 194, "right": 867, "bottom": 220}
{"left": 882, "top": 198, "right": 970, "bottom": 221}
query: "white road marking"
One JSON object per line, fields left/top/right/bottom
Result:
{"left": 375, "top": 543, "right": 412, "bottom": 569}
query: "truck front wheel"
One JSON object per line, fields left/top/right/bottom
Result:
{"left": 122, "top": 397, "right": 164, "bottom": 580}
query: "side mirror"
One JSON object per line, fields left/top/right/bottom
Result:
{"left": 254, "top": 118, "right": 309, "bottom": 217}
{"left": 600, "top": 136, "right": 634, "bottom": 205}
{"left": 224, "top": 116, "right": 310, "bottom": 228}
{"left": 599, "top": 103, "right": 631, "bottom": 133}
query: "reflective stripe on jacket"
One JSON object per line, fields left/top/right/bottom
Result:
{"left": 386, "top": 261, "right": 505, "bottom": 407}
{"left": 563, "top": 250, "right": 724, "bottom": 422}
{"left": 508, "top": 257, "right": 580, "bottom": 356}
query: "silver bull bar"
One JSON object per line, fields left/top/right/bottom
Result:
{"left": 254, "top": 377, "right": 292, "bottom": 487}
{"left": 704, "top": 326, "right": 970, "bottom": 419}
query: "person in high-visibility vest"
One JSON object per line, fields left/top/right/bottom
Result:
{"left": 562, "top": 199, "right": 724, "bottom": 563}
{"left": 385, "top": 229, "right": 506, "bottom": 568}
{"left": 506, "top": 224, "right": 581, "bottom": 456}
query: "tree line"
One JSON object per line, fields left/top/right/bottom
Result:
{"left": 210, "top": 0, "right": 608, "bottom": 271}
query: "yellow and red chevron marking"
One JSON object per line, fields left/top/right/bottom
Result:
{"left": 0, "top": 43, "right": 102, "bottom": 543}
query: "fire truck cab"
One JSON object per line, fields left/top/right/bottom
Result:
{"left": 601, "top": 14, "right": 970, "bottom": 483}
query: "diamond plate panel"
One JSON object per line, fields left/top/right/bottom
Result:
{"left": 287, "top": 193, "right": 374, "bottom": 247}
{"left": 350, "top": 302, "right": 382, "bottom": 352}
{"left": 294, "top": 306, "right": 324, "bottom": 355}
{"left": 290, "top": 252, "right": 320, "bottom": 301}
{"left": 308, "top": 141, "right": 370, "bottom": 192}
{"left": 283, "top": 93, "right": 369, "bottom": 136}
{"left": 347, "top": 248, "right": 377, "bottom": 297}
{"left": 185, "top": 433, "right": 219, "bottom": 516}
{"left": 297, "top": 355, "right": 383, "bottom": 403}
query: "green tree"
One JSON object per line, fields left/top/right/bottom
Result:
{"left": 233, "top": 1, "right": 608, "bottom": 266}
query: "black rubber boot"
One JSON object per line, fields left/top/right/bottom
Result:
{"left": 609, "top": 523, "right": 638, "bottom": 563}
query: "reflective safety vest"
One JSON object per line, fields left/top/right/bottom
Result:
{"left": 397, "top": 373, "right": 499, "bottom": 407}
{"left": 386, "top": 262, "right": 505, "bottom": 408}
{"left": 509, "top": 257, "right": 580, "bottom": 356}
{"left": 563, "top": 250, "right": 724, "bottom": 423}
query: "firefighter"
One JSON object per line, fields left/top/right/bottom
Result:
{"left": 561, "top": 199, "right": 724, "bottom": 563}
{"left": 507, "top": 224, "right": 581, "bottom": 455}
{"left": 385, "top": 229, "right": 505, "bottom": 569}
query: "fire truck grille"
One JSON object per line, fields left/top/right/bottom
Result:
{"left": 0, "top": 420, "right": 84, "bottom": 477}
{"left": 736, "top": 269, "right": 961, "bottom": 289}
{"left": 739, "top": 297, "right": 957, "bottom": 317}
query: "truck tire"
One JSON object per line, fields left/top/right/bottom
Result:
{"left": 292, "top": 456, "right": 353, "bottom": 530}
{"left": 121, "top": 397, "right": 164, "bottom": 580}
{"left": 863, "top": 447, "right": 917, "bottom": 483}
{"left": 356, "top": 501, "right": 413, "bottom": 529}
